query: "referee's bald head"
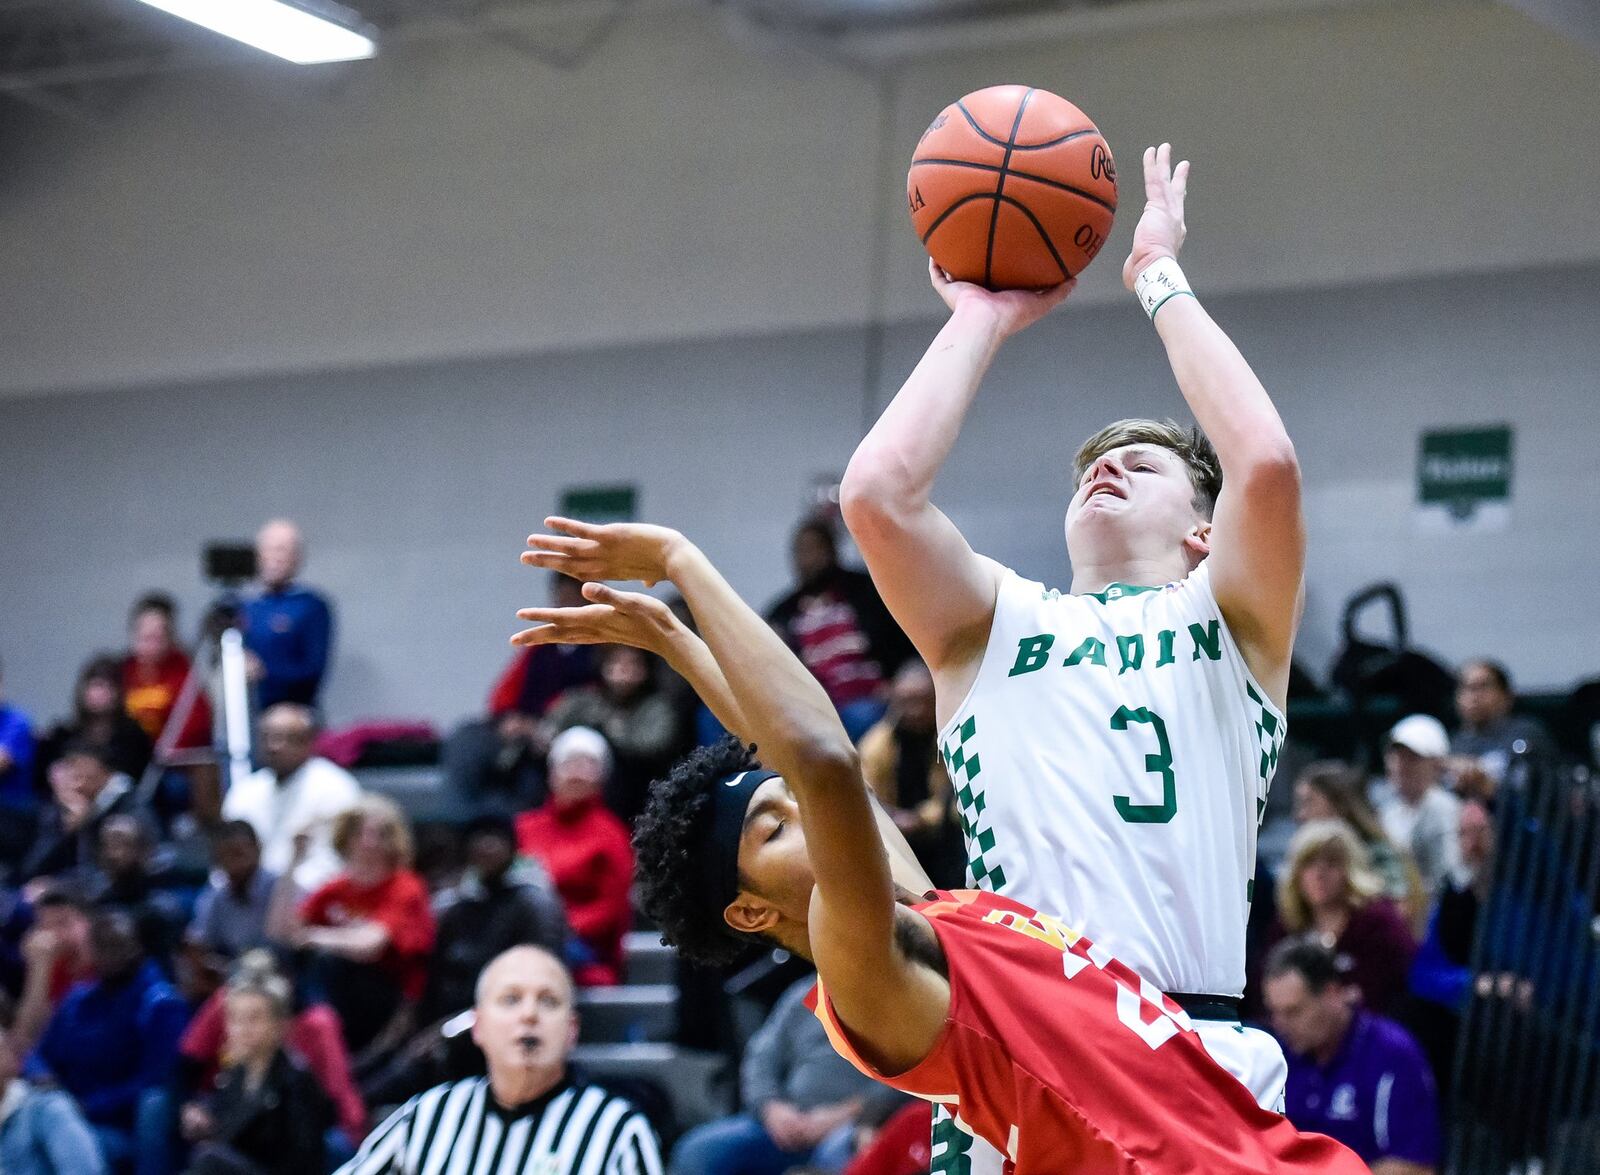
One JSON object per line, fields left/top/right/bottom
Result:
{"left": 474, "top": 945, "right": 574, "bottom": 1008}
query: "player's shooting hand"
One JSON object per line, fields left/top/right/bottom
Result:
{"left": 1122, "top": 142, "right": 1190, "bottom": 291}
{"left": 523, "top": 518, "right": 684, "bottom": 587}
{"left": 929, "top": 258, "right": 1074, "bottom": 339}
{"left": 513, "top": 583, "right": 683, "bottom": 658}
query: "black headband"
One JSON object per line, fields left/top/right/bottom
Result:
{"left": 697, "top": 768, "right": 780, "bottom": 919}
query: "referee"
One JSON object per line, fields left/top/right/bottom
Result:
{"left": 338, "top": 945, "right": 663, "bottom": 1174}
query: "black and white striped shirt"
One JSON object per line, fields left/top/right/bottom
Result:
{"left": 337, "top": 1075, "right": 664, "bottom": 1175}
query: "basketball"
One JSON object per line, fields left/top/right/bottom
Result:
{"left": 908, "top": 85, "right": 1118, "bottom": 289}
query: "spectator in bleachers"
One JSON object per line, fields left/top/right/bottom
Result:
{"left": 514, "top": 727, "right": 633, "bottom": 986}
{"left": 1293, "top": 761, "right": 1424, "bottom": 929}
{"left": 34, "top": 656, "right": 153, "bottom": 790}
{"left": 179, "top": 955, "right": 333, "bottom": 1175}
{"left": 9, "top": 886, "right": 95, "bottom": 1059}
{"left": 186, "top": 822, "right": 276, "bottom": 971}
{"left": 21, "top": 740, "right": 155, "bottom": 884}
{"left": 1374, "top": 715, "right": 1461, "bottom": 897}
{"left": 1449, "top": 659, "right": 1554, "bottom": 792}
{"left": 445, "top": 574, "right": 600, "bottom": 812}
{"left": 0, "top": 990, "right": 106, "bottom": 1175}
{"left": 280, "top": 796, "right": 435, "bottom": 1056}
{"left": 547, "top": 645, "right": 681, "bottom": 822}
{"left": 241, "top": 520, "right": 334, "bottom": 711}
{"left": 122, "top": 594, "right": 213, "bottom": 756}
{"left": 27, "top": 908, "right": 189, "bottom": 1175}
{"left": 339, "top": 946, "right": 663, "bottom": 1174}
{"left": 1407, "top": 797, "right": 1494, "bottom": 1093}
{"left": 223, "top": 704, "right": 361, "bottom": 892}
{"left": 1410, "top": 795, "right": 1598, "bottom": 1101}
{"left": 670, "top": 972, "right": 881, "bottom": 1175}
{"left": 421, "top": 813, "right": 568, "bottom": 1025}
{"left": 765, "top": 518, "right": 911, "bottom": 743}
{"left": 122, "top": 594, "right": 222, "bottom": 828}
{"left": 178, "top": 952, "right": 366, "bottom": 1151}
{"left": 858, "top": 661, "right": 964, "bottom": 889}
{"left": 0, "top": 654, "right": 39, "bottom": 868}
{"left": 1265, "top": 937, "right": 1440, "bottom": 1174}
{"left": 83, "top": 815, "right": 186, "bottom": 971}
{"left": 1269, "top": 820, "right": 1416, "bottom": 1016}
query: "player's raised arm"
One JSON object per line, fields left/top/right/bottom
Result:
{"left": 840, "top": 264, "right": 1072, "bottom": 686}
{"left": 520, "top": 520, "right": 948, "bottom": 1071}
{"left": 1123, "top": 144, "right": 1305, "bottom": 705}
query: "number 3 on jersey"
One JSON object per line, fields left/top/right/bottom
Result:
{"left": 1110, "top": 705, "right": 1176, "bottom": 824}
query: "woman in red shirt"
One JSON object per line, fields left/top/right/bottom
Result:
{"left": 514, "top": 726, "right": 634, "bottom": 985}
{"left": 286, "top": 795, "right": 436, "bottom": 1055}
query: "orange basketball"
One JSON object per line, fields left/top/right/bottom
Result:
{"left": 908, "top": 85, "right": 1117, "bottom": 289}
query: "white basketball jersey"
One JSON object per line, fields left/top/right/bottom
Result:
{"left": 936, "top": 560, "right": 1286, "bottom": 997}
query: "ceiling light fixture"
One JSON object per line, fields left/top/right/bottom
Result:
{"left": 131, "top": 0, "right": 377, "bottom": 65}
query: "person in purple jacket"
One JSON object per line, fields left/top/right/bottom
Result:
{"left": 243, "top": 520, "right": 334, "bottom": 711}
{"left": 1264, "top": 936, "right": 1440, "bottom": 1175}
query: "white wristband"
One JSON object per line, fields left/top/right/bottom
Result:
{"left": 1134, "top": 257, "right": 1194, "bottom": 320}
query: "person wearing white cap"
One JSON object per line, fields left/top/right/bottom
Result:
{"left": 513, "top": 727, "right": 634, "bottom": 985}
{"left": 1375, "top": 715, "right": 1462, "bottom": 897}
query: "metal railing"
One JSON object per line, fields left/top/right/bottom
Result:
{"left": 1449, "top": 755, "right": 1600, "bottom": 1174}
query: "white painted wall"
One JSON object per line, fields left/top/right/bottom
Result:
{"left": 3, "top": 262, "right": 1596, "bottom": 731}
{"left": 0, "top": 1, "right": 1597, "bottom": 396}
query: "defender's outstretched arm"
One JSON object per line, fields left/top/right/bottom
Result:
{"left": 518, "top": 521, "right": 947, "bottom": 1071}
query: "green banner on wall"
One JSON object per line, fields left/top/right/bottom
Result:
{"left": 559, "top": 484, "right": 637, "bottom": 524}
{"left": 1416, "top": 425, "right": 1512, "bottom": 531}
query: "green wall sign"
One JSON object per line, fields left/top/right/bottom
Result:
{"left": 1417, "top": 425, "right": 1513, "bottom": 522}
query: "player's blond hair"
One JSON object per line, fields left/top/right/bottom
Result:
{"left": 1277, "top": 819, "right": 1386, "bottom": 933}
{"left": 1073, "top": 419, "right": 1222, "bottom": 518}
{"left": 331, "top": 794, "right": 415, "bottom": 869}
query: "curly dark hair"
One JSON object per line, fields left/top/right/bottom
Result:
{"left": 632, "top": 735, "right": 764, "bottom": 967}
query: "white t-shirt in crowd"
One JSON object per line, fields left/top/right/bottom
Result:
{"left": 222, "top": 756, "right": 362, "bottom": 891}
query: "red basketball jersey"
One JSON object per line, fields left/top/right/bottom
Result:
{"left": 811, "top": 890, "right": 1366, "bottom": 1174}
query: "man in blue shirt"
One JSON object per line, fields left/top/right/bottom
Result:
{"left": 0, "top": 990, "right": 105, "bottom": 1175}
{"left": 27, "top": 909, "right": 188, "bottom": 1175}
{"left": 243, "top": 519, "right": 334, "bottom": 710}
{"left": 1265, "top": 936, "right": 1440, "bottom": 1175}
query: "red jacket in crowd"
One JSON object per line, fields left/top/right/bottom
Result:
{"left": 515, "top": 797, "right": 633, "bottom": 985}
{"left": 300, "top": 869, "right": 437, "bottom": 1002}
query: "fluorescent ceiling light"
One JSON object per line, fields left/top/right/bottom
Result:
{"left": 133, "top": 0, "right": 377, "bottom": 64}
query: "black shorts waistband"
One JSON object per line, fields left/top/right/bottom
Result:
{"left": 1167, "top": 993, "right": 1242, "bottom": 1021}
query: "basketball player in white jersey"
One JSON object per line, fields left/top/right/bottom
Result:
{"left": 841, "top": 144, "right": 1304, "bottom": 1168}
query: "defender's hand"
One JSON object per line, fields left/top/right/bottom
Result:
{"left": 513, "top": 583, "right": 682, "bottom": 656}
{"left": 1122, "top": 143, "right": 1190, "bottom": 291}
{"left": 929, "top": 258, "right": 1074, "bottom": 339}
{"left": 523, "top": 518, "right": 684, "bottom": 587}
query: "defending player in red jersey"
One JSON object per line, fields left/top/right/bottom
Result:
{"left": 513, "top": 519, "right": 1364, "bottom": 1174}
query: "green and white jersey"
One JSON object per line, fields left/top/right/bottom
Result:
{"left": 938, "top": 559, "right": 1285, "bottom": 997}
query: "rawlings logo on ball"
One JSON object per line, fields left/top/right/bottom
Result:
{"left": 1091, "top": 143, "right": 1116, "bottom": 183}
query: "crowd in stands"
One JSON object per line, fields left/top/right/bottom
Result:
{"left": 0, "top": 511, "right": 1594, "bottom": 1175}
